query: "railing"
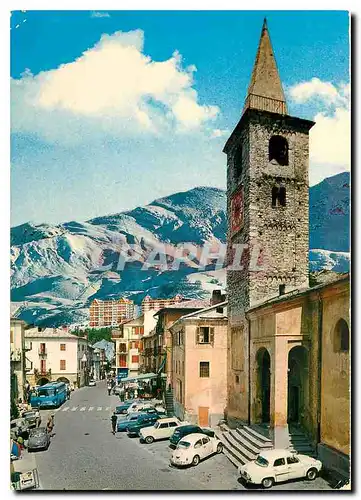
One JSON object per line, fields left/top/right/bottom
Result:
{"left": 38, "top": 348, "right": 47, "bottom": 356}
{"left": 244, "top": 93, "right": 287, "bottom": 115}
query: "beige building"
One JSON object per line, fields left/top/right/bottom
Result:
{"left": 112, "top": 316, "right": 144, "bottom": 381}
{"left": 141, "top": 295, "right": 183, "bottom": 314}
{"left": 170, "top": 301, "right": 228, "bottom": 427}
{"left": 89, "top": 297, "right": 135, "bottom": 327}
{"left": 25, "top": 327, "right": 89, "bottom": 387}
{"left": 10, "top": 317, "right": 32, "bottom": 402}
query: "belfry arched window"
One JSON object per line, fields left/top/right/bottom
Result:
{"left": 269, "top": 135, "right": 289, "bottom": 166}
{"left": 333, "top": 318, "right": 350, "bottom": 353}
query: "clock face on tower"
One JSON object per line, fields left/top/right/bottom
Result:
{"left": 231, "top": 186, "right": 244, "bottom": 235}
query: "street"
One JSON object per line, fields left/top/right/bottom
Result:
{"left": 34, "top": 381, "right": 332, "bottom": 491}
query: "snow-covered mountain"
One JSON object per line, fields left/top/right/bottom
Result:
{"left": 11, "top": 174, "right": 350, "bottom": 326}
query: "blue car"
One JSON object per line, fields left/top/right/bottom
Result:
{"left": 117, "top": 412, "right": 148, "bottom": 432}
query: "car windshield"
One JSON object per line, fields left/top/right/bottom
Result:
{"left": 30, "top": 429, "right": 46, "bottom": 436}
{"left": 177, "top": 441, "right": 191, "bottom": 449}
{"left": 23, "top": 412, "right": 36, "bottom": 418}
{"left": 255, "top": 456, "right": 269, "bottom": 467}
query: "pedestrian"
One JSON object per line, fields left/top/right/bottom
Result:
{"left": 111, "top": 412, "right": 117, "bottom": 435}
{"left": 66, "top": 385, "right": 71, "bottom": 400}
{"left": 107, "top": 381, "right": 112, "bottom": 396}
{"left": 35, "top": 409, "right": 41, "bottom": 428}
{"left": 47, "top": 414, "right": 54, "bottom": 436}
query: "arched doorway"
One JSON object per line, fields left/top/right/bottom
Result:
{"left": 37, "top": 377, "right": 50, "bottom": 386}
{"left": 57, "top": 377, "right": 70, "bottom": 384}
{"left": 256, "top": 348, "right": 271, "bottom": 423}
{"left": 287, "top": 346, "right": 308, "bottom": 425}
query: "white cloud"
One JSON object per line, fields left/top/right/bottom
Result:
{"left": 288, "top": 78, "right": 350, "bottom": 184}
{"left": 90, "top": 12, "right": 110, "bottom": 18}
{"left": 210, "top": 129, "right": 229, "bottom": 139}
{"left": 11, "top": 30, "right": 220, "bottom": 143}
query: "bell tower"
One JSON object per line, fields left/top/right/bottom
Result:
{"left": 224, "top": 19, "right": 315, "bottom": 423}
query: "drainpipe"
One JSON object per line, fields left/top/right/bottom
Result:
{"left": 247, "top": 314, "right": 251, "bottom": 426}
{"left": 317, "top": 293, "right": 323, "bottom": 446}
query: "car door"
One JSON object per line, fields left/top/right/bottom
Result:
{"left": 201, "top": 436, "right": 213, "bottom": 458}
{"left": 286, "top": 455, "right": 304, "bottom": 480}
{"left": 273, "top": 457, "right": 289, "bottom": 483}
{"left": 157, "top": 422, "right": 169, "bottom": 439}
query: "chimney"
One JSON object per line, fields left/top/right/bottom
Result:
{"left": 211, "top": 290, "right": 223, "bottom": 306}
{"left": 37, "top": 326, "right": 42, "bottom": 332}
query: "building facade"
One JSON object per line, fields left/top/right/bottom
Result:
{"left": 89, "top": 297, "right": 135, "bottom": 327}
{"left": 25, "top": 328, "right": 89, "bottom": 388}
{"left": 112, "top": 317, "right": 144, "bottom": 382}
{"left": 224, "top": 20, "right": 350, "bottom": 477}
{"left": 170, "top": 301, "right": 228, "bottom": 428}
{"left": 10, "top": 317, "right": 32, "bottom": 403}
{"left": 141, "top": 295, "right": 183, "bottom": 314}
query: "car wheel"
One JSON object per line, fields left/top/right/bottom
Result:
{"left": 306, "top": 468, "right": 318, "bottom": 481}
{"left": 192, "top": 455, "right": 200, "bottom": 466}
{"left": 216, "top": 443, "right": 223, "bottom": 454}
{"left": 262, "top": 477, "right": 274, "bottom": 489}
{"left": 145, "top": 436, "right": 154, "bottom": 444}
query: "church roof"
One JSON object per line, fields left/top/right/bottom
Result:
{"left": 243, "top": 18, "right": 287, "bottom": 115}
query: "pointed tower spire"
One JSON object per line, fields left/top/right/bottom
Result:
{"left": 243, "top": 19, "right": 287, "bottom": 115}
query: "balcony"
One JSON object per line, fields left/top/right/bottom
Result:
{"left": 38, "top": 348, "right": 47, "bottom": 357}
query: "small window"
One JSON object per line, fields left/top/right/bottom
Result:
{"left": 10, "top": 330, "right": 14, "bottom": 344}
{"left": 60, "top": 344, "right": 66, "bottom": 351}
{"left": 159, "top": 423, "right": 168, "bottom": 429}
{"left": 235, "top": 375, "right": 240, "bottom": 384}
{"left": 287, "top": 456, "right": 299, "bottom": 464}
{"left": 169, "top": 422, "right": 178, "bottom": 427}
{"left": 132, "top": 355, "right": 139, "bottom": 363}
{"left": 216, "top": 307, "right": 223, "bottom": 314}
{"left": 202, "top": 437, "right": 210, "bottom": 445}
{"left": 196, "top": 327, "right": 214, "bottom": 344}
{"left": 60, "top": 360, "right": 66, "bottom": 370}
{"left": 274, "top": 458, "right": 286, "bottom": 467}
{"left": 272, "top": 186, "right": 286, "bottom": 207}
{"left": 279, "top": 284, "right": 286, "bottom": 296}
{"left": 200, "top": 361, "right": 210, "bottom": 378}
{"left": 334, "top": 319, "right": 350, "bottom": 352}
{"left": 194, "top": 440, "right": 203, "bottom": 449}
{"left": 269, "top": 135, "right": 289, "bottom": 166}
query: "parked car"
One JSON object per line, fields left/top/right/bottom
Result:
{"left": 139, "top": 417, "right": 185, "bottom": 444}
{"left": 28, "top": 427, "right": 50, "bottom": 452}
{"left": 239, "top": 449, "right": 323, "bottom": 489}
{"left": 117, "top": 412, "right": 149, "bottom": 432}
{"left": 125, "top": 402, "right": 153, "bottom": 415}
{"left": 170, "top": 432, "right": 223, "bottom": 467}
{"left": 21, "top": 411, "right": 38, "bottom": 429}
{"left": 126, "top": 414, "right": 160, "bottom": 437}
{"left": 88, "top": 379, "right": 96, "bottom": 387}
{"left": 115, "top": 403, "right": 132, "bottom": 415}
{"left": 169, "top": 425, "right": 215, "bottom": 447}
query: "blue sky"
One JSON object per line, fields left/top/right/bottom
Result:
{"left": 10, "top": 10, "right": 350, "bottom": 226}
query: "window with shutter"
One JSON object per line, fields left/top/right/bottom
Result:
{"left": 196, "top": 327, "right": 200, "bottom": 344}
{"left": 210, "top": 328, "right": 215, "bottom": 344}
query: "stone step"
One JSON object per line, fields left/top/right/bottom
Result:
{"left": 235, "top": 427, "right": 273, "bottom": 450}
{"left": 231, "top": 429, "right": 265, "bottom": 456}
{"left": 223, "top": 432, "right": 259, "bottom": 464}
{"left": 242, "top": 425, "right": 273, "bottom": 444}
{"left": 219, "top": 433, "right": 249, "bottom": 467}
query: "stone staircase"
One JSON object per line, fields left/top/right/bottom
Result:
{"left": 164, "top": 389, "right": 175, "bottom": 416}
{"left": 218, "top": 425, "right": 273, "bottom": 468}
{"left": 218, "top": 423, "right": 317, "bottom": 469}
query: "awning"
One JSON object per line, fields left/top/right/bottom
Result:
{"left": 120, "top": 372, "right": 166, "bottom": 383}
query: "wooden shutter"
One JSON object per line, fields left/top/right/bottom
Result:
{"left": 196, "top": 327, "right": 200, "bottom": 344}
{"left": 210, "top": 328, "right": 215, "bottom": 344}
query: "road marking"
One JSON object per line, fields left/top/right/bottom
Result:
{"left": 97, "top": 407, "right": 102, "bottom": 411}
{"left": 105, "top": 407, "right": 110, "bottom": 411}
{"left": 71, "top": 406, "right": 78, "bottom": 411}
{"left": 62, "top": 407, "right": 69, "bottom": 412}
{"left": 80, "top": 407, "right": 86, "bottom": 411}
{"left": 88, "top": 407, "right": 94, "bottom": 411}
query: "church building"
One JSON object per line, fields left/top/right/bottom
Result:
{"left": 223, "top": 20, "right": 350, "bottom": 478}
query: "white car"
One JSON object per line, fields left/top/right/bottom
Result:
{"left": 88, "top": 379, "right": 96, "bottom": 387}
{"left": 170, "top": 432, "right": 223, "bottom": 467}
{"left": 239, "top": 449, "right": 322, "bottom": 489}
{"left": 139, "top": 417, "right": 184, "bottom": 443}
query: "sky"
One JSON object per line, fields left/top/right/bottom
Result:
{"left": 10, "top": 10, "right": 350, "bottom": 227}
